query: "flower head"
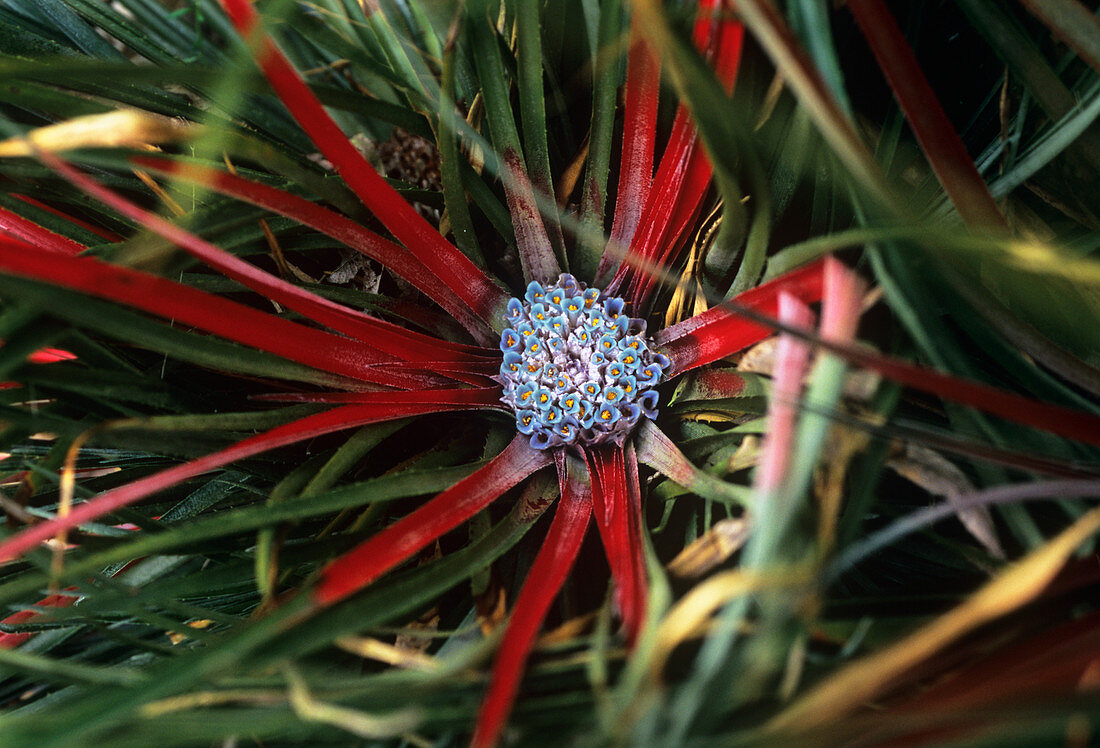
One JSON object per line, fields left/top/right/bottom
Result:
{"left": 499, "top": 274, "right": 668, "bottom": 449}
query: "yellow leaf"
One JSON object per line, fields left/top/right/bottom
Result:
{"left": 334, "top": 636, "right": 440, "bottom": 672}
{"left": 767, "top": 504, "right": 1100, "bottom": 734}
{"left": 0, "top": 110, "right": 198, "bottom": 157}
{"left": 667, "top": 517, "right": 749, "bottom": 579}
{"left": 664, "top": 203, "right": 717, "bottom": 329}
{"left": 284, "top": 665, "right": 422, "bottom": 739}
{"left": 650, "top": 567, "right": 810, "bottom": 680}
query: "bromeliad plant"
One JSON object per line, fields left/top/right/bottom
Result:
{"left": 0, "top": 4, "right": 791, "bottom": 742}
{"left": 1, "top": 0, "right": 1100, "bottom": 745}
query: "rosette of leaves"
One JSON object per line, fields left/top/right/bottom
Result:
{"left": 0, "top": 1, "right": 1099, "bottom": 747}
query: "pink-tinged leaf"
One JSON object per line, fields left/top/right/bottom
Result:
{"left": 584, "top": 444, "right": 647, "bottom": 644}
{"left": 0, "top": 236, "right": 429, "bottom": 389}
{"left": 134, "top": 156, "right": 501, "bottom": 351}
{"left": 0, "top": 402, "right": 469, "bottom": 564}
{"left": 313, "top": 434, "right": 552, "bottom": 606}
{"left": 0, "top": 589, "right": 77, "bottom": 649}
{"left": 0, "top": 204, "right": 87, "bottom": 255}
{"left": 0, "top": 465, "right": 124, "bottom": 490}
{"left": 12, "top": 194, "right": 122, "bottom": 242}
{"left": 755, "top": 292, "right": 816, "bottom": 494}
{"left": 252, "top": 387, "right": 503, "bottom": 407}
{"left": 678, "top": 260, "right": 1100, "bottom": 450}
{"left": 41, "top": 152, "right": 489, "bottom": 373}
{"left": 471, "top": 462, "right": 592, "bottom": 748}
{"left": 606, "top": 1, "right": 744, "bottom": 307}
{"left": 820, "top": 256, "right": 865, "bottom": 343}
{"left": 848, "top": 0, "right": 1007, "bottom": 231}
{"left": 657, "top": 258, "right": 827, "bottom": 375}
{"left": 219, "top": 0, "right": 508, "bottom": 340}
{"left": 606, "top": 23, "right": 660, "bottom": 254}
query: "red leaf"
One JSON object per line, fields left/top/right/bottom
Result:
{"left": 27, "top": 347, "right": 76, "bottom": 364}
{"left": 220, "top": 0, "right": 508, "bottom": 341}
{"left": 133, "top": 156, "right": 502, "bottom": 353}
{"left": 357, "top": 358, "right": 501, "bottom": 388}
{"left": 585, "top": 444, "right": 647, "bottom": 643}
{"left": 0, "top": 402, "right": 477, "bottom": 564}
{"left": 657, "top": 257, "right": 827, "bottom": 375}
{"left": 605, "top": 22, "right": 660, "bottom": 255}
{"left": 821, "top": 333, "right": 1100, "bottom": 449}
{"left": 471, "top": 460, "right": 593, "bottom": 748}
{"left": 849, "top": 0, "right": 1007, "bottom": 231}
{"left": 0, "top": 204, "right": 86, "bottom": 255}
{"left": 0, "top": 590, "right": 77, "bottom": 650}
{"left": 313, "top": 434, "right": 553, "bottom": 606}
{"left": 0, "top": 341, "right": 79, "bottom": 389}
{"left": 0, "top": 236, "right": 428, "bottom": 389}
{"left": 607, "top": 0, "right": 745, "bottom": 308}
{"left": 609, "top": 109, "right": 696, "bottom": 296}
{"left": 43, "top": 152, "right": 490, "bottom": 376}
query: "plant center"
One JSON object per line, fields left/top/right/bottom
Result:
{"left": 498, "top": 273, "right": 669, "bottom": 449}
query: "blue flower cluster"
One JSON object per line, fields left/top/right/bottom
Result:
{"left": 499, "top": 274, "right": 669, "bottom": 449}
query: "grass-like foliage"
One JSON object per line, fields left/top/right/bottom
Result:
{"left": 0, "top": 0, "right": 1099, "bottom": 745}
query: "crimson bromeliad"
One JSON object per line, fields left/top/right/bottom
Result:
{"left": 3, "top": 1, "right": 1100, "bottom": 747}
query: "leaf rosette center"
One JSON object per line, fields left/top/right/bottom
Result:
{"left": 498, "top": 273, "right": 668, "bottom": 449}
